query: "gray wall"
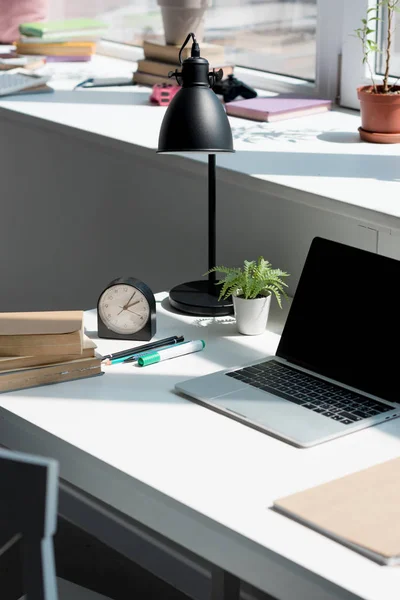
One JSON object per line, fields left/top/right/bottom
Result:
{"left": 0, "top": 111, "right": 379, "bottom": 312}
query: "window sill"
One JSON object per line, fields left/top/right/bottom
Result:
{"left": 0, "top": 54, "right": 399, "bottom": 231}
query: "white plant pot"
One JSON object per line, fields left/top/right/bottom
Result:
{"left": 233, "top": 294, "right": 271, "bottom": 336}
{"left": 157, "top": 0, "right": 211, "bottom": 45}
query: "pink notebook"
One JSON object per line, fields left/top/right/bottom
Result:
{"left": 225, "top": 97, "right": 332, "bottom": 122}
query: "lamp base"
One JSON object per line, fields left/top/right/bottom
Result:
{"left": 169, "top": 280, "right": 233, "bottom": 316}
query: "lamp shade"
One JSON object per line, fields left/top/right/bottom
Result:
{"left": 157, "top": 56, "right": 234, "bottom": 153}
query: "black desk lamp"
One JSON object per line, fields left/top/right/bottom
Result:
{"left": 158, "top": 32, "right": 235, "bottom": 316}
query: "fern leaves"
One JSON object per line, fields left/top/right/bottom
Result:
{"left": 205, "top": 257, "right": 290, "bottom": 305}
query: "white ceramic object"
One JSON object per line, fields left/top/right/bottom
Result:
{"left": 233, "top": 294, "right": 271, "bottom": 336}
{"left": 157, "top": 0, "right": 211, "bottom": 45}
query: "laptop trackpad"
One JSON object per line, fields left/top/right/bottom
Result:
{"left": 213, "top": 387, "right": 288, "bottom": 421}
{"left": 211, "top": 387, "right": 341, "bottom": 444}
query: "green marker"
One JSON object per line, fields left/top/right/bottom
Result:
{"left": 138, "top": 340, "right": 205, "bottom": 367}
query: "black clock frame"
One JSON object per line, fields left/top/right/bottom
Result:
{"left": 97, "top": 277, "right": 156, "bottom": 341}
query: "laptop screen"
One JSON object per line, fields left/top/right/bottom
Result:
{"left": 276, "top": 237, "right": 399, "bottom": 403}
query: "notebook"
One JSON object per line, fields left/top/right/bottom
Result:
{"left": 225, "top": 97, "right": 332, "bottom": 122}
{"left": 273, "top": 457, "right": 400, "bottom": 565}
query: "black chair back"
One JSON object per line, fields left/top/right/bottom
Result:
{"left": 0, "top": 448, "right": 59, "bottom": 600}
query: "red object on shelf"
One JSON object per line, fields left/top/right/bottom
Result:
{"left": 150, "top": 83, "right": 180, "bottom": 106}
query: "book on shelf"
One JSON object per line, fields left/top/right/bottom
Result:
{"left": 0, "top": 355, "right": 102, "bottom": 394}
{"left": 19, "top": 32, "right": 105, "bottom": 44}
{"left": 0, "top": 310, "right": 84, "bottom": 357}
{"left": 136, "top": 58, "right": 234, "bottom": 79}
{"left": 0, "top": 57, "right": 46, "bottom": 71}
{"left": 0, "top": 335, "right": 96, "bottom": 372}
{"left": 14, "top": 84, "right": 54, "bottom": 95}
{"left": 15, "top": 41, "right": 96, "bottom": 57}
{"left": 273, "top": 457, "right": 400, "bottom": 566}
{"left": 143, "top": 40, "right": 226, "bottom": 65}
{"left": 224, "top": 97, "right": 332, "bottom": 122}
{"left": 19, "top": 18, "right": 108, "bottom": 39}
{"left": 133, "top": 71, "right": 175, "bottom": 87}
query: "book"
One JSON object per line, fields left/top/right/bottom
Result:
{"left": 0, "top": 311, "right": 84, "bottom": 357}
{"left": 133, "top": 71, "right": 175, "bottom": 87}
{"left": 136, "top": 58, "right": 234, "bottom": 79}
{"left": 15, "top": 42, "right": 96, "bottom": 57}
{"left": 273, "top": 457, "right": 400, "bottom": 565}
{"left": 0, "top": 355, "right": 102, "bottom": 394}
{"left": 143, "top": 40, "right": 226, "bottom": 65}
{"left": 13, "top": 84, "right": 54, "bottom": 95}
{"left": 19, "top": 33, "right": 103, "bottom": 43}
{"left": 45, "top": 56, "right": 92, "bottom": 63}
{"left": 0, "top": 55, "right": 46, "bottom": 71}
{"left": 19, "top": 19, "right": 107, "bottom": 38}
{"left": 224, "top": 97, "right": 332, "bottom": 122}
{"left": 0, "top": 335, "right": 96, "bottom": 372}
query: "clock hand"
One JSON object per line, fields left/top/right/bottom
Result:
{"left": 123, "top": 291, "right": 136, "bottom": 309}
{"left": 125, "top": 300, "right": 140, "bottom": 309}
{"left": 125, "top": 308, "right": 142, "bottom": 317}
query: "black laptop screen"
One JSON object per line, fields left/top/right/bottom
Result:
{"left": 276, "top": 237, "right": 399, "bottom": 403}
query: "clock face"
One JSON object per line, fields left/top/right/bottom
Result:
{"left": 98, "top": 284, "right": 150, "bottom": 335}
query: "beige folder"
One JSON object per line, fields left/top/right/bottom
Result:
{"left": 273, "top": 457, "right": 400, "bottom": 565}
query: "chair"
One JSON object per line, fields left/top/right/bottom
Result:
{"left": 0, "top": 447, "right": 112, "bottom": 600}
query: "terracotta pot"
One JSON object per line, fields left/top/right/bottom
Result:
{"left": 357, "top": 85, "right": 400, "bottom": 134}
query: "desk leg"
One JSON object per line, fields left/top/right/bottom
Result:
{"left": 211, "top": 567, "right": 240, "bottom": 600}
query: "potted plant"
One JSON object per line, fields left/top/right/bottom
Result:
{"left": 157, "top": 0, "right": 211, "bottom": 45}
{"left": 206, "top": 257, "right": 290, "bottom": 335}
{"left": 355, "top": 0, "right": 400, "bottom": 142}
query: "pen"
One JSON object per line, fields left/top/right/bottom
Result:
{"left": 101, "top": 335, "right": 184, "bottom": 363}
{"left": 122, "top": 335, "right": 184, "bottom": 362}
{"left": 137, "top": 340, "right": 205, "bottom": 367}
{"left": 106, "top": 336, "right": 185, "bottom": 365}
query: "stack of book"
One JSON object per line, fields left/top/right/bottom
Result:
{"left": 0, "top": 310, "right": 102, "bottom": 393}
{"left": 134, "top": 40, "right": 233, "bottom": 87}
{"left": 15, "top": 18, "right": 108, "bottom": 62}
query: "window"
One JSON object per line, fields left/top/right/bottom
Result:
{"left": 341, "top": 0, "right": 400, "bottom": 109}
{"left": 376, "top": 5, "right": 400, "bottom": 77}
{"left": 50, "top": 1, "right": 317, "bottom": 80}
{"left": 49, "top": 0, "right": 342, "bottom": 99}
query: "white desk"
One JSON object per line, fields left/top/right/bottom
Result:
{"left": 0, "top": 294, "right": 399, "bottom": 600}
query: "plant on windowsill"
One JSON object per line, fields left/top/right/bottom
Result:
{"left": 355, "top": 0, "right": 400, "bottom": 142}
{"left": 205, "top": 257, "right": 290, "bottom": 336}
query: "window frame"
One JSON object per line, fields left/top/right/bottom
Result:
{"left": 97, "top": 0, "right": 344, "bottom": 101}
{"left": 340, "top": 0, "right": 399, "bottom": 109}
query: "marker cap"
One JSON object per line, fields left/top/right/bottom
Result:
{"left": 138, "top": 352, "right": 160, "bottom": 367}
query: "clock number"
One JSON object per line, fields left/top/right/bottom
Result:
{"left": 124, "top": 287, "right": 127, "bottom": 292}
{"left": 109, "top": 296, "right": 113, "bottom": 300}
{"left": 108, "top": 313, "right": 111, "bottom": 318}
{"left": 105, "top": 304, "right": 108, "bottom": 308}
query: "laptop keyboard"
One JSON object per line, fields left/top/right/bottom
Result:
{"left": 226, "top": 360, "right": 393, "bottom": 425}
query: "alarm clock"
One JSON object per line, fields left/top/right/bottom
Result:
{"left": 97, "top": 277, "right": 156, "bottom": 341}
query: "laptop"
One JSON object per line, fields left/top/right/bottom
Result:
{"left": 175, "top": 237, "right": 400, "bottom": 448}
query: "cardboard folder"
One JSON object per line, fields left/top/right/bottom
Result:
{"left": 273, "top": 457, "right": 400, "bottom": 565}
{"left": 0, "top": 311, "right": 84, "bottom": 356}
